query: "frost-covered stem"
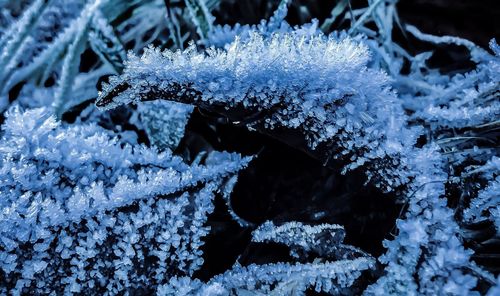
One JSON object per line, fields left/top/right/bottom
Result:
{"left": 89, "top": 11, "right": 127, "bottom": 74}
{"left": 184, "top": 0, "right": 214, "bottom": 39}
{"left": 348, "top": 0, "right": 385, "bottom": 35}
{"left": 165, "top": 1, "right": 184, "bottom": 49}
{"left": 53, "top": 0, "right": 104, "bottom": 117}
{"left": 0, "top": 107, "right": 253, "bottom": 294}
{"left": 196, "top": 258, "right": 376, "bottom": 295}
{"left": 320, "top": 0, "right": 349, "bottom": 32}
{"left": 96, "top": 34, "right": 424, "bottom": 193}
{"left": 0, "top": 0, "right": 50, "bottom": 86}
{"left": 405, "top": 24, "right": 490, "bottom": 61}
{"left": 365, "top": 143, "right": 483, "bottom": 295}
{"left": 98, "top": 80, "right": 341, "bottom": 168}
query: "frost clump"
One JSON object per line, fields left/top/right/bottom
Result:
{"left": 0, "top": 107, "right": 252, "bottom": 294}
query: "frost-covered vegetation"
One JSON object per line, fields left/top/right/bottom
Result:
{"left": 0, "top": 0, "right": 498, "bottom": 295}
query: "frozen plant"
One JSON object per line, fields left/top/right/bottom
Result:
{"left": 97, "top": 27, "right": 493, "bottom": 294}
{"left": 252, "top": 221, "right": 345, "bottom": 252}
{"left": 204, "top": 0, "right": 293, "bottom": 47}
{"left": 0, "top": 106, "right": 252, "bottom": 294}
{"left": 252, "top": 221, "right": 367, "bottom": 259}
{"left": 0, "top": 0, "right": 181, "bottom": 115}
{"left": 1, "top": 0, "right": 497, "bottom": 294}
{"left": 97, "top": 30, "right": 421, "bottom": 194}
{"left": 158, "top": 218, "right": 376, "bottom": 295}
{"left": 462, "top": 157, "right": 500, "bottom": 229}
{"left": 406, "top": 35, "right": 499, "bottom": 132}
{"left": 198, "top": 258, "right": 375, "bottom": 295}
